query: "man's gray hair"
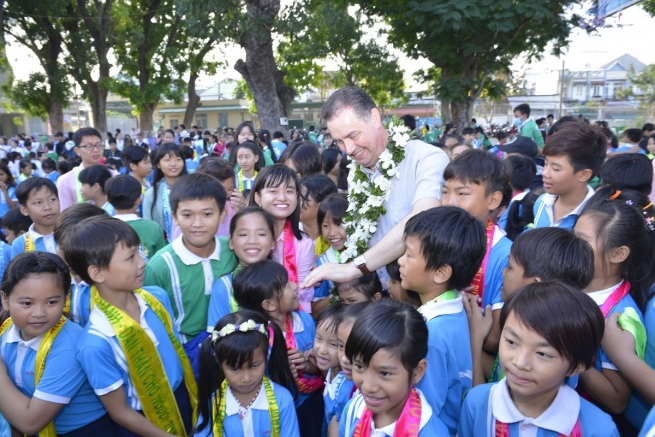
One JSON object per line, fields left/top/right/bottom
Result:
{"left": 322, "top": 87, "right": 377, "bottom": 122}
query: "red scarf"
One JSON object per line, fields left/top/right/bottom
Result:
{"left": 353, "top": 386, "right": 422, "bottom": 437}
{"left": 469, "top": 218, "right": 495, "bottom": 305}
{"left": 284, "top": 314, "right": 324, "bottom": 393}
{"left": 282, "top": 220, "right": 298, "bottom": 284}
{"left": 495, "top": 418, "right": 581, "bottom": 436}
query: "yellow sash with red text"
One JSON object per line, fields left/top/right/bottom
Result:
{"left": 0, "top": 316, "right": 67, "bottom": 437}
{"left": 92, "top": 287, "right": 198, "bottom": 435}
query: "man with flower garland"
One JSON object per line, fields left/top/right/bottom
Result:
{"left": 302, "top": 86, "right": 449, "bottom": 287}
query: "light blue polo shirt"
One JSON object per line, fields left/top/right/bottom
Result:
{"left": 0, "top": 241, "right": 11, "bottom": 281}
{"left": 10, "top": 224, "right": 58, "bottom": 260}
{"left": 69, "top": 278, "right": 91, "bottom": 328}
{"left": 532, "top": 185, "right": 595, "bottom": 230}
{"left": 76, "top": 286, "right": 185, "bottom": 411}
{"left": 324, "top": 369, "right": 355, "bottom": 426}
{"left": 640, "top": 405, "right": 655, "bottom": 437}
{"left": 314, "top": 248, "right": 339, "bottom": 300}
{"left": 285, "top": 310, "right": 316, "bottom": 408}
{"left": 484, "top": 227, "right": 512, "bottom": 311}
{"left": 416, "top": 293, "right": 471, "bottom": 436}
{"left": 339, "top": 389, "right": 449, "bottom": 437}
{"left": 459, "top": 380, "right": 619, "bottom": 437}
{"left": 207, "top": 272, "right": 234, "bottom": 332}
{"left": 194, "top": 380, "right": 299, "bottom": 437}
{"left": 0, "top": 186, "right": 16, "bottom": 219}
{"left": 0, "top": 319, "right": 106, "bottom": 433}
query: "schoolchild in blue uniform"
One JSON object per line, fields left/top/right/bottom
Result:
{"left": 78, "top": 164, "right": 115, "bottom": 217}
{"left": 441, "top": 149, "right": 513, "bottom": 391}
{"left": 65, "top": 216, "right": 198, "bottom": 437}
{"left": 312, "top": 303, "right": 348, "bottom": 436}
{"left": 575, "top": 188, "right": 655, "bottom": 430}
{"left": 313, "top": 193, "right": 347, "bottom": 314}
{"left": 465, "top": 227, "right": 594, "bottom": 387}
{"left": 195, "top": 310, "right": 299, "bottom": 437}
{"left": 11, "top": 178, "right": 60, "bottom": 260}
{"left": 232, "top": 260, "right": 324, "bottom": 437}
{"left": 207, "top": 207, "right": 276, "bottom": 330}
{"left": 53, "top": 203, "right": 109, "bottom": 327}
{"left": 640, "top": 406, "right": 655, "bottom": 437}
{"left": 532, "top": 120, "right": 606, "bottom": 230}
{"left": 573, "top": 187, "right": 653, "bottom": 419}
{"left": 339, "top": 300, "right": 449, "bottom": 437}
{"left": 0, "top": 252, "right": 115, "bottom": 436}
{"left": 0, "top": 163, "right": 17, "bottom": 223}
{"left": 459, "top": 282, "right": 619, "bottom": 437}
{"left": 399, "top": 206, "right": 485, "bottom": 436}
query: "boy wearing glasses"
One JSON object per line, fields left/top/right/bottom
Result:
{"left": 57, "top": 128, "right": 118, "bottom": 211}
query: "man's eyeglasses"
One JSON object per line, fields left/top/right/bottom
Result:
{"left": 77, "top": 144, "right": 103, "bottom": 151}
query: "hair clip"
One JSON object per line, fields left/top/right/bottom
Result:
{"left": 266, "top": 321, "right": 275, "bottom": 361}
{"left": 211, "top": 320, "right": 268, "bottom": 344}
{"left": 646, "top": 216, "right": 655, "bottom": 232}
{"left": 644, "top": 202, "right": 653, "bottom": 211}
{"left": 609, "top": 190, "right": 621, "bottom": 200}
{"left": 626, "top": 200, "right": 634, "bottom": 206}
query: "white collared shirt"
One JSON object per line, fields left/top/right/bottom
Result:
{"left": 88, "top": 292, "right": 159, "bottom": 347}
{"left": 538, "top": 185, "right": 594, "bottom": 227}
{"left": 226, "top": 381, "right": 269, "bottom": 437}
{"left": 28, "top": 224, "right": 56, "bottom": 254}
{"left": 418, "top": 293, "right": 464, "bottom": 322}
{"left": 172, "top": 235, "right": 221, "bottom": 294}
{"left": 491, "top": 378, "right": 580, "bottom": 437}
{"left": 114, "top": 213, "right": 141, "bottom": 222}
{"left": 3, "top": 325, "right": 44, "bottom": 388}
{"left": 586, "top": 281, "right": 623, "bottom": 306}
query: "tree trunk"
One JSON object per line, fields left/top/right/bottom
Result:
{"left": 48, "top": 97, "right": 63, "bottom": 134}
{"left": 235, "top": 0, "right": 296, "bottom": 139}
{"left": 450, "top": 99, "right": 471, "bottom": 136}
{"left": 87, "top": 81, "right": 108, "bottom": 134}
{"left": 139, "top": 103, "right": 156, "bottom": 133}
{"left": 440, "top": 98, "right": 452, "bottom": 124}
{"left": 183, "top": 71, "right": 201, "bottom": 128}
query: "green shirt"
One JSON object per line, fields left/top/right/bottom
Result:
{"left": 424, "top": 130, "right": 437, "bottom": 143}
{"left": 307, "top": 132, "right": 318, "bottom": 144}
{"left": 144, "top": 236, "right": 237, "bottom": 342}
{"left": 520, "top": 119, "right": 545, "bottom": 147}
{"left": 46, "top": 151, "right": 59, "bottom": 161}
{"left": 117, "top": 215, "right": 166, "bottom": 261}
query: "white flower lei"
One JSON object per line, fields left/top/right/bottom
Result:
{"left": 341, "top": 115, "right": 412, "bottom": 262}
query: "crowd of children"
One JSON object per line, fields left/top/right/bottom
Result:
{"left": 1, "top": 112, "right": 655, "bottom": 437}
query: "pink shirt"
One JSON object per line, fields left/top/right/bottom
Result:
{"left": 272, "top": 233, "right": 315, "bottom": 313}
{"left": 57, "top": 163, "right": 119, "bottom": 211}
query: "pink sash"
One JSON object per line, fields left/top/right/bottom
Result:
{"left": 283, "top": 220, "right": 298, "bottom": 284}
{"left": 353, "top": 386, "right": 422, "bottom": 437}
{"left": 599, "top": 281, "right": 630, "bottom": 318}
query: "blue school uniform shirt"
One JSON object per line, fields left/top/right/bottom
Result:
{"left": 458, "top": 379, "right": 619, "bottom": 437}
{"left": 101, "top": 201, "right": 115, "bottom": 217}
{"left": 483, "top": 227, "right": 512, "bottom": 311}
{"left": 339, "top": 389, "right": 449, "bottom": 437}
{"left": 324, "top": 369, "right": 355, "bottom": 426}
{"left": 10, "top": 224, "right": 57, "bottom": 260}
{"left": 0, "top": 186, "right": 16, "bottom": 219}
{"left": 185, "top": 158, "right": 198, "bottom": 174}
{"left": 69, "top": 277, "right": 91, "bottom": 327}
{"left": 532, "top": 185, "right": 594, "bottom": 230}
{"left": 76, "top": 286, "right": 185, "bottom": 411}
{"left": 0, "top": 241, "right": 11, "bottom": 281}
{"left": 0, "top": 319, "right": 107, "bottom": 433}
{"left": 416, "top": 293, "right": 471, "bottom": 436}
{"left": 45, "top": 171, "right": 59, "bottom": 183}
{"left": 497, "top": 190, "right": 529, "bottom": 233}
{"left": 640, "top": 405, "right": 655, "bottom": 437}
{"left": 314, "top": 248, "right": 339, "bottom": 301}
{"left": 286, "top": 310, "right": 317, "bottom": 408}
{"left": 194, "top": 380, "right": 300, "bottom": 437}
{"left": 207, "top": 272, "right": 235, "bottom": 331}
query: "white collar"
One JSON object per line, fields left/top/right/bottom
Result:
{"left": 28, "top": 224, "right": 52, "bottom": 240}
{"left": 492, "top": 224, "right": 506, "bottom": 247}
{"left": 353, "top": 388, "right": 433, "bottom": 433}
{"left": 290, "top": 311, "right": 304, "bottom": 334}
{"left": 324, "top": 368, "right": 341, "bottom": 400}
{"left": 172, "top": 235, "right": 221, "bottom": 265}
{"left": 418, "top": 293, "right": 464, "bottom": 322}
{"left": 491, "top": 378, "right": 579, "bottom": 435}
{"left": 4, "top": 324, "right": 44, "bottom": 351}
{"left": 587, "top": 281, "right": 623, "bottom": 306}
{"left": 225, "top": 381, "right": 269, "bottom": 416}
{"left": 540, "top": 185, "right": 594, "bottom": 215}
{"left": 88, "top": 292, "right": 149, "bottom": 337}
{"left": 114, "top": 213, "right": 141, "bottom": 222}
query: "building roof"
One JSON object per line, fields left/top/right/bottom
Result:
{"left": 599, "top": 54, "right": 646, "bottom": 73}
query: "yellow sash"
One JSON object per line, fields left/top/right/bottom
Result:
{"left": 24, "top": 233, "right": 35, "bottom": 253}
{"left": 0, "top": 316, "right": 67, "bottom": 437}
{"left": 92, "top": 287, "right": 198, "bottom": 435}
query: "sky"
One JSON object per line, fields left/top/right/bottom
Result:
{"left": 5, "top": 2, "right": 654, "bottom": 94}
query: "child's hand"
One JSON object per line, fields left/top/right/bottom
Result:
{"left": 602, "top": 313, "right": 636, "bottom": 357}
{"left": 229, "top": 190, "right": 246, "bottom": 211}
{"left": 305, "top": 348, "right": 317, "bottom": 368}
{"left": 288, "top": 348, "right": 308, "bottom": 372}
{"left": 462, "top": 292, "right": 492, "bottom": 345}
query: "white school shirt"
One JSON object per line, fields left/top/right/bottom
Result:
{"left": 226, "top": 381, "right": 269, "bottom": 437}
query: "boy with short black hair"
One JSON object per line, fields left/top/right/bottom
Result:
{"left": 600, "top": 153, "right": 653, "bottom": 196}
{"left": 68, "top": 216, "right": 197, "bottom": 437}
{"left": 1, "top": 207, "right": 32, "bottom": 244}
{"left": 105, "top": 174, "right": 165, "bottom": 260}
{"left": 513, "top": 102, "right": 545, "bottom": 150}
{"left": 144, "top": 172, "right": 237, "bottom": 371}
{"left": 462, "top": 127, "right": 475, "bottom": 146}
{"left": 11, "top": 177, "right": 60, "bottom": 259}
{"left": 441, "top": 148, "right": 513, "bottom": 369}
{"left": 78, "top": 164, "right": 115, "bottom": 215}
{"left": 533, "top": 120, "right": 606, "bottom": 229}
{"left": 400, "top": 206, "right": 487, "bottom": 435}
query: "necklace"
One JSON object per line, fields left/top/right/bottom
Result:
{"left": 234, "top": 383, "right": 262, "bottom": 420}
